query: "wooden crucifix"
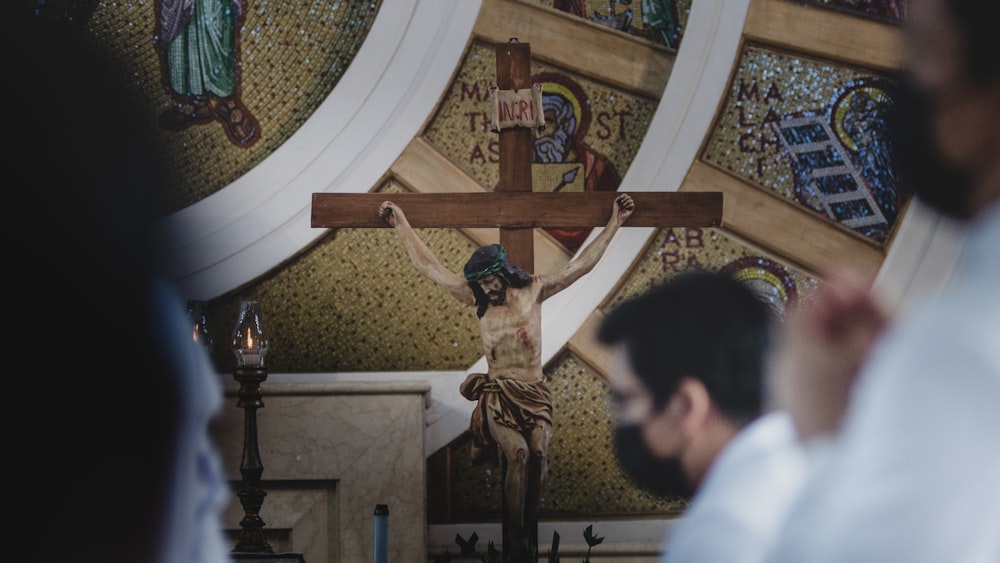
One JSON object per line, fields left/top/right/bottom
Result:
{"left": 311, "top": 39, "right": 723, "bottom": 562}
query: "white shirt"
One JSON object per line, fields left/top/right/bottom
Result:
{"left": 662, "top": 411, "right": 807, "bottom": 563}
{"left": 763, "top": 201, "right": 1000, "bottom": 563}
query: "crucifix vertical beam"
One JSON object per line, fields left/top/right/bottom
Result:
{"left": 496, "top": 39, "right": 535, "bottom": 271}
{"left": 496, "top": 39, "right": 537, "bottom": 561}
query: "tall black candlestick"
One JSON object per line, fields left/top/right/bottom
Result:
{"left": 232, "top": 366, "right": 273, "bottom": 554}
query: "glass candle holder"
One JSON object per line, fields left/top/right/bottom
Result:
{"left": 231, "top": 301, "right": 269, "bottom": 367}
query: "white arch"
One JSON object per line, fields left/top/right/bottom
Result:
{"left": 159, "top": 0, "right": 483, "bottom": 300}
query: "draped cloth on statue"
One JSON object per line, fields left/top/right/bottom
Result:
{"left": 460, "top": 372, "right": 554, "bottom": 468}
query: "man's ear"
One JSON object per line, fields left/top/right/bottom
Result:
{"left": 669, "top": 376, "right": 711, "bottom": 435}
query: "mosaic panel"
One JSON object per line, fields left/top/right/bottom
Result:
{"left": 702, "top": 43, "right": 904, "bottom": 245}
{"left": 796, "top": 0, "right": 908, "bottom": 23}
{"left": 606, "top": 226, "right": 819, "bottom": 320}
{"left": 438, "top": 351, "right": 686, "bottom": 522}
{"left": 423, "top": 40, "right": 658, "bottom": 253}
{"left": 85, "top": 0, "right": 381, "bottom": 213}
{"left": 201, "top": 182, "right": 484, "bottom": 374}
{"left": 536, "top": 0, "right": 693, "bottom": 49}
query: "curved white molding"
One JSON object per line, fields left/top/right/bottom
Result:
{"left": 538, "top": 0, "right": 753, "bottom": 363}
{"left": 160, "top": 0, "right": 483, "bottom": 299}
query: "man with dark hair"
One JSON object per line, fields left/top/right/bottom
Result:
{"left": 763, "top": 0, "right": 1000, "bottom": 560}
{"left": 378, "top": 193, "right": 634, "bottom": 555}
{"left": 598, "top": 270, "right": 806, "bottom": 563}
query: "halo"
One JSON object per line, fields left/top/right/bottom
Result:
{"left": 535, "top": 71, "right": 591, "bottom": 138}
{"left": 830, "top": 78, "right": 894, "bottom": 153}
{"left": 720, "top": 256, "right": 798, "bottom": 312}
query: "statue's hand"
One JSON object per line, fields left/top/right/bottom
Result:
{"left": 379, "top": 201, "right": 400, "bottom": 227}
{"left": 614, "top": 193, "right": 635, "bottom": 224}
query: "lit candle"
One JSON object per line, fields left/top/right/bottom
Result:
{"left": 232, "top": 301, "right": 268, "bottom": 367}
{"left": 373, "top": 504, "right": 388, "bottom": 563}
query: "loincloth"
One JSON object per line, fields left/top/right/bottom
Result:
{"left": 459, "top": 373, "right": 553, "bottom": 468}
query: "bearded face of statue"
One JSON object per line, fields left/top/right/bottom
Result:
{"left": 477, "top": 274, "right": 508, "bottom": 306}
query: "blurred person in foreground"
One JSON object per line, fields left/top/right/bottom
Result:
{"left": 6, "top": 4, "right": 232, "bottom": 563}
{"left": 762, "top": 0, "right": 1000, "bottom": 561}
{"left": 598, "top": 270, "right": 807, "bottom": 563}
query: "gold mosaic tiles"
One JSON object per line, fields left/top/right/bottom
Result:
{"left": 203, "top": 182, "right": 485, "bottom": 373}
{"left": 702, "top": 43, "right": 904, "bottom": 246}
{"left": 84, "top": 0, "right": 381, "bottom": 213}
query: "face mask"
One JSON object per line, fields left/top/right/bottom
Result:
{"left": 891, "top": 72, "right": 975, "bottom": 219}
{"left": 613, "top": 424, "right": 693, "bottom": 499}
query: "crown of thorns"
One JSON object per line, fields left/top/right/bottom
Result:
{"left": 464, "top": 244, "right": 507, "bottom": 281}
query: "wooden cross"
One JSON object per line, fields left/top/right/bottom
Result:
{"left": 311, "top": 40, "right": 723, "bottom": 272}
{"left": 311, "top": 39, "right": 722, "bottom": 561}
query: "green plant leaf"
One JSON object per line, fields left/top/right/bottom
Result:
{"left": 483, "top": 540, "right": 503, "bottom": 563}
{"left": 455, "top": 531, "right": 480, "bottom": 556}
{"left": 583, "top": 524, "right": 605, "bottom": 547}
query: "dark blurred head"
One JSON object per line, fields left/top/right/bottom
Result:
{"left": 598, "top": 269, "right": 775, "bottom": 498}
{"left": 891, "top": 0, "right": 1000, "bottom": 219}
{"left": 8, "top": 7, "right": 183, "bottom": 561}
{"left": 599, "top": 270, "right": 774, "bottom": 425}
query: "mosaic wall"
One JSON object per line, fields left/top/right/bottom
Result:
{"left": 201, "top": 183, "right": 486, "bottom": 373}
{"left": 423, "top": 40, "right": 659, "bottom": 253}
{"left": 702, "top": 43, "right": 904, "bottom": 246}
{"left": 85, "top": 0, "right": 381, "bottom": 213}
{"left": 605, "top": 226, "right": 818, "bottom": 316}
{"left": 536, "top": 0, "right": 693, "bottom": 49}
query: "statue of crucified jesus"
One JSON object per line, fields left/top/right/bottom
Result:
{"left": 379, "top": 193, "right": 634, "bottom": 557}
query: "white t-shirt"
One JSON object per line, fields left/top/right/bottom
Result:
{"left": 762, "top": 202, "right": 1000, "bottom": 563}
{"left": 662, "top": 411, "right": 807, "bottom": 563}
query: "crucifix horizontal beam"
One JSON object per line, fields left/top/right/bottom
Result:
{"left": 310, "top": 38, "right": 724, "bottom": 272}
{"left": 311, "top": 191, "right": 723, "bottom": 229}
